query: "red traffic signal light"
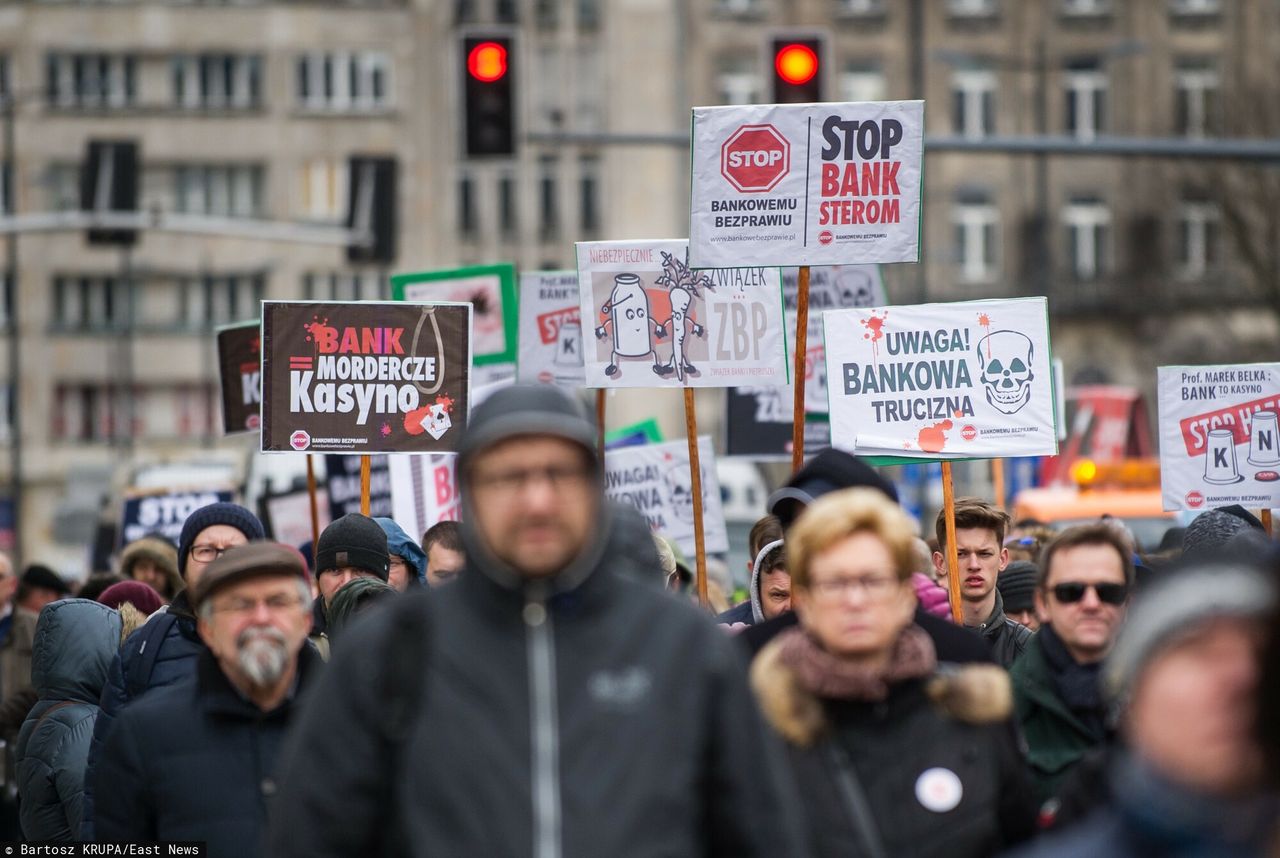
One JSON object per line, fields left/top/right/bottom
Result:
{"left": 775, "top": 43, "right": 818, "bottom": 86}
{"left": 467, "top": 41, "right": 508, "bottom": 83}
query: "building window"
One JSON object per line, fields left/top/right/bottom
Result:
{"left": 577, "top": 0, "right": 599, "bottom": 29}
{"left": 0, "top": 55, "right": 8, "bottom": 98}
{"left": 0, "top": 274, "right": 10, "bottom": 331}
{"left": 1176, "top": 200, "right": 1220, "bottom": 278}
{"left": 296, "top": 51, "right": 391, "bottom": 112}
{"left": 303, "top": 271, "right": 383, "bottom": 301}
{"left": 951, "top": 69, "right": 996, "bottom": 138}
{"left": 46, "top": 53, "right": 137, "bottom": 109}
{"left": 1174, "top": 62, "right": 1219, "bottom": 138}
{"left": 177, "top": 274, "right": 264, "bottom": 328}
{"left": 539, "top": 157, "right": 559, "bottom": 241}
{"left": 716, "top": 56, "right": 761, "bottom": 106}
{"left": 1064, "top": 62, "right": 1106, "bottom": 141}
{"left": 43, "top": 164, "right": 81, "bottom": 212}
{"left": 953, "top": 196, "right": 1000, "bottom": 283}
{"left": 835, "top": 0, "right": 887, "bottom": 16}
{"left": 839, "top": 63, "right": 886, "bottom": 102}
{"left": 299, "top": 159, "right": 347, "bottom": 220}
{"left": 580, "top": 155, "right": 600, "bottom": 236}
{"left": 498, "top": 173, "right": 518, "bottom": 238}
{"left": 173, "top": 165, "right": 265, "bottom": 217}
{"left": 713, "top": 0, "right": 761, "bottom": 14}
{"left": 172, "top": 54, "right": 262, "bottom": 109}
{"left": 52, "top": 275, "right": 128, "bottom": 331}
{"left": 53, "top": 383, "right": 216, "bottom": 443}
{"left": 457, "top": 173, "right": 477, "bottom": 238}
{"left": 0, "top": 160, "right": 9, "bottom": 216}
{"left": 1170, "top": 0, "right": 1220, "bottom": 17}
{"left": 495, "top": 0, "right": 518, "bottom": 22}
{"left": 535, "top": 0, "right": 558, "bottom": 28}
{"left": 948, "top": 0, "right": 999, "bottom": 17}
{"left": 1063, "top": 199, "right": 1111, "bottom": 280}
{"left": 1061, "top": 0, "right": 1111, "bottom": 15}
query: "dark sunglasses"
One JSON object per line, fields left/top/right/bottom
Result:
{"left": 1050, "top": 582, "right": 1128, "bottom": 605}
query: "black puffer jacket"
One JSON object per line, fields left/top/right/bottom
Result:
{"left": 752, "top": 634, "right": 1036, "bottom": 858}
{"left": 269, "top": 506, "right": 810, "bottom": 858}
{"left": 15, "top": 600, "right": 121, "bottom": 841}
{"left": 92, "top": 646, "right": 322, "bottom": 858}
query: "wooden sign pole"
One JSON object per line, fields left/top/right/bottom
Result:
{"left": 1263, "top": 508, "right": 1273, "bottom": 537}
{"left": 992, "top": 458, "right": 1007, "bottom": 510}
{"left": 941, "top": 461, "right": 964, "bottom": 625}
{"left": 684, "top": 388, "right": 709, "bottom": 608}
{"left": 305, "top": 455, "right": 320, "bottom": 549}
{"left": 360, "top": 455, "right": 372, "bottom": 516}
{"left": 791, "top": 265, "right": 811, "bottom": 474}
{"left": 596, "top": 389, "right": 607, "bottom": 461}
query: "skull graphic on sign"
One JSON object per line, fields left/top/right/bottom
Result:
{"left": 977, "top": 330, "right": 1034, "bottom": 415}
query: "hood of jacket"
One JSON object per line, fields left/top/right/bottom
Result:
{"left": 31, "top": 598, "right": 122, "bottom": 703}
{"left": 119, "top": 535, "right": 183, "bottom": 599}
{"left": 749, "top": 539, "right": 786, "bottom": 624}
{"left": 374, "top": 517, "right": 428, "bottom": 585}
{"left": 750, "top": 633, "right": 1013, "bottom": 747}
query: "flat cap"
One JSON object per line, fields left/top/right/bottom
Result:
{"left": 191, "top": 541, "right": 307, "bottom": 609}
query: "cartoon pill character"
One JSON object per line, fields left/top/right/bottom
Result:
{"left": 656, "top": 286, "right": 704, "bottom": 381}
{"left": 594, "top": 273, "right": 665, "bottom": 378}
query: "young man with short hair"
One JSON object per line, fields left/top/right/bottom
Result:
{"left": 933, "top": 497, "right": 1033, "bottom": 667}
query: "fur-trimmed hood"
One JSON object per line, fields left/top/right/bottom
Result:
{"left": 750, "top": 634, "right": 1014, "bottom": 747}
{"left": 119, "top": 535, "right": 183, "bottom": 599}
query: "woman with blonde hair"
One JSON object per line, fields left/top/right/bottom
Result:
{"left": 751, "top": 488, "right": 1036, "bottom": 857}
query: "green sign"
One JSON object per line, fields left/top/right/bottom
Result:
{"left": 392, "top": 264, "right": 518, "bottom": 366}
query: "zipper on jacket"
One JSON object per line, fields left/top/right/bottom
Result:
{"left": 524, "top": 586, "right": 562, "bottom": 858}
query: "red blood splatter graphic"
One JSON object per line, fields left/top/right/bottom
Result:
{"left": 861, "top": 310, "right": 889, "bottom": 362}
{"left": 380, "top": 422, "right": 392, "bottom": 437}
{"left": 434, "top": 395, "right": 455, "bottom": 414}
{"left": 303, "top": 317, "right": 334, "bottom": 345}
{"left": 917, "top": 419, "right": 954, "bottom": 454}
{"left": 977, "top": 314, "right": 992, "bottom": 358}
{"left": 404, "top": 404, "right": 434, "bottom": 436}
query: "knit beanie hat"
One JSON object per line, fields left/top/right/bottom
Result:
{"left": 177, "top": 503, "right": 266, "bottom": 578}
{"left": 458, "top": 384, "right": 598, "bottom": 476}
{"left": 997, "top": 560, "right": 1038, "bottom": 615}
{"left": 1104, "top": 565, "right": 1276, "bottom": 709}
{"left": 21, "top": 565, "right": 70, "bottom": 596}
{"left": 96, "top": 580, "right": 165, "bottom": 616}
{"left": 768, "top": 448, "right": 898, "bottom": 529}
{"left": 315, "top": 514, "right": 390, "bottom": 582}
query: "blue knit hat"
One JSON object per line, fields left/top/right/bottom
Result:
{"left": 177, "top": 502, "right": 266, "bottom": 578}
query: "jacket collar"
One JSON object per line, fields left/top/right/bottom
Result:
{"left": 979, "top": 589, "right": 1009, "bottom": 637}
{"left": 1010, "top": 633, "right": 1095, "bottom": 736}
{"left": 197, "top": 642, "right": 321, "bottom": 719}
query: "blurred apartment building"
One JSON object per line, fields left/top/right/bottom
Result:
{"left": 0, "top": 0, "right": 1274, "bottom": 569}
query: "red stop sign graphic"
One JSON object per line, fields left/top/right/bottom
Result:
{"left": 721, "top": 124, "right": 790, "bottom": 193}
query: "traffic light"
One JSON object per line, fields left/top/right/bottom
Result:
{"left": 346, "top": 156, "right": 398, "bottom": 265}
{"left": 771, "top": 38, "right": 823, "bottom": 104}
{"left": 462, "top": 35, "right": 515, "bottom": 158}
{"left": 80, "top": 140, "right": 139, "bottom": 246}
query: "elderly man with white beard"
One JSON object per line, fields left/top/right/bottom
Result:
{"left": 92, "top": 543, "right": 319, "bottom": 858}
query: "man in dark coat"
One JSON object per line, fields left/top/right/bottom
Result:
{"left": 92, "top": 542, "right": 319, "bottom": 857}
{"left": 81, "top": 502, "right": 265, "bottom": 840}
{"left": 269, "top": 384, "right": 809, "bottom": 858}
{"left": 931, "top": 498, "right": 1033, "bottom": 668}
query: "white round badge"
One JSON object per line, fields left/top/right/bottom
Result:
{"left": 914, "top": 767, "right": 963, "bottom": 813}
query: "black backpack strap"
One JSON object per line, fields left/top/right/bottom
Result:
{"left": 828, "top": 742, "right": 890, "bottom": 858}
{"left": 124, "top": 611, "right": 179, "bottom": 699}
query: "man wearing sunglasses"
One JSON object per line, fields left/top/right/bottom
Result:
{"left": 1010, "top": 523, "right": 1133, "bottom": 807}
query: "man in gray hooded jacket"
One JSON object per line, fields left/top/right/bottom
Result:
{"left": 269, "top": 384, "right": 809, "bottom": 858}
{"left": 716, "top": 539, "right": 789, "bottom": 627}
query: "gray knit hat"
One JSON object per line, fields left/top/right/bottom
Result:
{"left": 1104, "top": 565, "right": 1276, "bottom": 707}
{"left": 457, "top": 384, "right": 598, "bottom": 475}
{"left": 997, "top": 560, "right": 1038, "bottom": 615}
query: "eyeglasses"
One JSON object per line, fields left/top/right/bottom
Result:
{"left": 191, "top": 544, "right": 234, "bottom": 563}
{"left": 1050, "top": 582, "right": 1128, "bottom": 606}
{"left": 210, "top": 594, "right": 305, "bottom": 616}
{"left": 471, "top": 463, "right": 592, "bottom": 496}
{"left": 808, "top": 574, "right": 900, "bottom": 602}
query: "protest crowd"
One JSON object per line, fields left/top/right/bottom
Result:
{"left": 0, "top": 382, "right": 1268, "bottom": 857}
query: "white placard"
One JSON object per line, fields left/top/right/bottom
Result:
{"left": 1157, "top": 364, "right": 1280, "bottom": 511}
{"left": 388, "top": 454, "right": 461, "bottom": 544}
{"left": 603, "top": 437, "right": 729, "bottom": 556}
{"left": 517, "top": 271, "right": 585, "bottom": 386}
{"left": 823, "top": 297, "right": 1057, "bottom": 459}
{"left": 576, "top": 239, "right": 788, "bottom": 389}
{"left": 690, "top": 100, "right": 924, "bottom": 268}
{"left": 783, "top": 264, "right": 887, "bottom": 414}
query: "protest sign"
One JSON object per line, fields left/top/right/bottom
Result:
{"left": 260, "top": 301, "right": 472, "bottom": 455}
{"left": 824, "top": 297, "right": 1057, "bottom": 459}
{"left": 388, "top": 453, "right": 461, "bottom": 543}
{"left": 325, "top": 454, "right": 392, "bottom": 520}
{"left": 120, "top": 489, "right": 234, "bottom": 547}
{"left": 1157, "top": 363, "right": 1280, "bottom": 511}
{"left": 392, "top": 264, "right": 517, "bottom": 366}
{"left": 605, "top": 418, "right": 663, "bottom": 449}
{"left": 576, "top": 239, "right": 788, "bottom": 389}
{"left": 216, "top": 321, "right": 261, "bottom": 434}
{"left": 603, "top": 437, "right": 728, "bottom": 556}
{"left": 689, "top": 100, "right": 924, "bottom": 269}
{"left": 724, "top": 386, "right": 830, "bottom": 459}
{"left": 783, "top": 264, "right": 886, "bottom": 414}
{"left": 261, "top": 487, "right": 331, "bottom": 548}
{"left": 518, "top": 271, "right": 584, "bottom": 386}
